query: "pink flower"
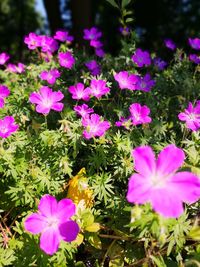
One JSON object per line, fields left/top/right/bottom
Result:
{"left": 41, "top": 36, "right": 58, "bottom": 53}
{"left": 126, "top": 144, "right": 200, "bottom": 218}
{"left": 188, "top": 38, "right": 200, "bottom": 50}
{"left": 114, "top": 71, "right": 139, "bottom": 90}
{"left": 90, "top": 40, "right": 103, "bottom": 48}
{"left": 40, "top": 69, "right": 60, "bottom": 85}
{"left": 7, "top": 63, "right": 25, "bottom": 74}
{"left": 54, "top": 30, "right": 74, "bottom": 43}
{"left": 178, "top": 102, "right": 200, "bottom": 131}
{"left": 95, "top": 48, "right": 105, "bottom": 58}
{"left": 0, "top": 85, "right": 10, "bottom": 108}
{"left": 58, "top": 52, "right": 75, "bottom": 69}
{"left": 115, "top": 117, "right": 132, "bottom": 129}
{"left": 82, "top": 114, "right": 110, "bottom": 139}
{"left": 0, "top": 52, "right": 10, "bottom": 65}
{"left": 85, "top": 60, "right": 101, "bottom": 76}
{"left": 129, "top": 103, "right": 152, "bottom": 125}
{"left": 74, "top": 104, "right": 94, "bottom": 117}
{"left": 131, "top": 48, "right": 151, "bottom": 67}
{"left": 24, "top": 33, "right": 42, "bottom": 50}
{"left": 24, "top": 195, "right": 79, "bottom": 255}
{"left": 88, "top": 79, "right": 110, "bottom": 99}
{"left": 68, "top": 83, "right": 90, "bottom": 101}
{"left": 83, "top": 27, "right": 102, "bottom": 41}
{"left": 0, "top": 116, "right": 19, "bottom": 138}
{"left": 29, "top": 86, "right": 64, "bottom": 114}
{"left": 136, "top": 73, "right": 155, "bottom": 92}
{"left": 164, "top": 39, "right": 176, "bottom": 50}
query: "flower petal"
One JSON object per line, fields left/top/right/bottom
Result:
{"left": 59, "top": 221, "right": 79, "bottom": 242}
{"left": 38, "top": 195, "right": 58, "bottom": 217}
{"left": 126, "top": 174, "right": 152, "bottom": 204}
{"left": 24, "top": 213, "right": 47, "bottom": 234}
{"left": 51, "top": 103, "right": 64, "bottom": 112}
{"left": 40, "top": 227, "right": 60, "bottom": 255}
{"left": 150, "top": 188, "right": 184, "bottom": 218}
{"left": 157, "top": 144, "right": 185, "bottom": 176}
{"left": 132, "top": 146, "right": 156, "bottom": 176}
{"left": 169, "top": 172, "right": 200, "bottom": 203}
{"left": 57, "top": 198, "right": 76, "bottom": 221}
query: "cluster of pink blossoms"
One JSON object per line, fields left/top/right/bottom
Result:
{"left": 83, "top": 27, "right": 105, "bottom": 57}
{"left": 114, "top": 71, "right": 155, "bottom": 92}
{"left": 68, "top": 80, "right": 110, "bottom": 101}
{"left": 178, "top": 101, "right": 200, "bottom": 131}
{"left": 0, "top": 82, "right": 18, "bottom": 138}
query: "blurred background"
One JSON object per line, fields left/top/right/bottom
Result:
{"left": 1, "top": 0, "right": 200, "bottom": 60}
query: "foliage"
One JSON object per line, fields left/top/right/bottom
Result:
{"left": 0, "top": 12, "right": 200, "bottom": 267}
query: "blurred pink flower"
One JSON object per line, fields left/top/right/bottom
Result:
{"left": 0, "top": 85, "right": 10, "bottom": 108}
{"left": 127, "top": 144, "right": 200, "bottom": 218}
{"left": 114, "top": 71, "right": 139, "bottom": 90}
{"left": 58, "top": 52, "right": 75, "bottom": 69}
{"left": 0, "top": 52, "right": 10, "bottom": 65}
{"left": 40, "top": 69, "right": 60, "bottom": 85}
{"left": 0, "top": 116, "right": 19, "bottom": 138}
{"left": 178, "top": 102, "right": 200, "bottom": 131}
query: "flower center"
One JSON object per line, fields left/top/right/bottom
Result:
{"left": 47, "top": 217, "right": 59, "bottom": 228}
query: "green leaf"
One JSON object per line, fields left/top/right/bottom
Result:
{"left": 150, "top": 255, "right": 167, "bottom": 267}
{"left": 122, "top": 0, "right": 132, "bottom": 8}
{"left": 105, "top": 0, "right": 119, "bottom": 8}
{"left": 125, "top": 17, "right": 134, "bottom": 23}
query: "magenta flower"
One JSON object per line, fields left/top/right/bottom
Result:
{"left": 58, "top": 52, "right": 75, "bottom": 69}
{"left": 83, "top": 27, "right": 102, "bottom": 41}
{"left": 85, "top": 60, "right": 101, "bottom": 76}
{"left": 95, "top": 48, "right": 105, "bottom": 58}
{"left": 40, "top": 69, "right": 60, "bottom": 85}
{"left": 126, "top": 144, "right": 200, "bottom": 218}
{"left": 68, "top": 83, "right": 90, "bottom": 101}
{"left": 41, "top": 36, "right": 58, "bottom": 53}
{"left": 188, "top": 38, "right": 200, "bottom": 50}
{"left": 114, "top": 71, "right": 139, "bottom": 90}
{"left": 88, "top": 79, "right": 110, "bottom": 99}
{"left": 0, "top": 116, "right": 19, "bottom": 138}
{"left": 164, "top": 39, "right": 176, "bottom": 50}
{"left": 129, "top": 103, "right": 152, "bottom": 125}
{"left": 0, "top": 52, "right": 10, "bottom": 65}
{"left": 54, "top": 30, "right": 74, "bottom": 42}
{"left": 178, "top": 102, "right": 200, "bottom": 131}
{"left": 153, "top": 57, "right": 167, "bottom": 70}
{"left": 24, "top": 195, "right": 79, "bottom": 255}
{"left": 90, "top": 40, "right": 103, "bottom": 48}
{"left": 0, "top": 85, "right": 10, "bottom": 108}
{"left": 82, "top": 114, "right": 110, "bottom": 139}
{"left": 7, "top": 63, "right": 25, "bottom": 74}
{"left": 74, "top": 104, "right": 94, "bottom": 118}
{"left": 29, "top": 86, "right": 64, "bottom": 114}
{"left": 131, "top": 49, "right": 151, "bottom": 67}
{"left": 24, "top": 33, "right": 41, "bottom": 50}
{"left": 136, "top": 73, "right": 155, "bottom": 92}
{"left": 189, "top": 54, "right": 200, "bottom": 64}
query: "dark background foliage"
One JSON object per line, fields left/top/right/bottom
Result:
{"left": 1, "top": 0, "right": 200, "bottom": 58}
